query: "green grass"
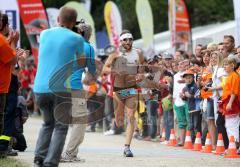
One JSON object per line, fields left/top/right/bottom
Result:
{"left": 0, "top": 157, "right": 28, "bottom": 167}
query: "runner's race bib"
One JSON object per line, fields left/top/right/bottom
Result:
{"left": 116, "top": 88, "right": 137, "bottom": 99}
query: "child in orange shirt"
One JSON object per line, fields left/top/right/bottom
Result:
{"left": 220, "top": 58, "right": 240, "bottom": 145}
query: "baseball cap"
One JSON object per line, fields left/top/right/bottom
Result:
{"left": 182, "top": 69, "right": 194, "bottom": 78}
{"left": 162, "top": 52, "right": 173, "bottom": 59}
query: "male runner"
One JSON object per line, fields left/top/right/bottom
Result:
{"left": 102, "top": 30, "right": 144, "bottom": 157}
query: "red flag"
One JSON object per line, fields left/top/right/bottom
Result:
{"left": 169, "top": 0, "right": 192, "bottom": 52}
{"left": 17, "top": 0, "right": 49, "bottom": 64}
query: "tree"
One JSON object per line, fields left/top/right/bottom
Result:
{"left": 20, "top": 0, "right": 234, "bottom": 48}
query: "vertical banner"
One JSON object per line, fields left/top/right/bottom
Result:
{"left": 136, "top": 0, "right": 154, "bottom": 58}
{"left": 169, "top": 0, "right": 192, "bottom": 52}
{"left": 82, "top": 0, "right": 92, "bottom": 12}
{"left": 233, "top": 0, "right": 240, "bottom": 46}
{"left": 17, "top": 0, "right": 49, "bottom": 64}
{"left": 0, "top": 0, "right": 20, "bottom": 45}
{"left": 65, "top": 1, "right": 96, "bottom": 48}
{"left": 46, "top": 8, "right": 59, "bottom": 28}
{"left": 104, "top": 1, "right": 122, "bottom": 48}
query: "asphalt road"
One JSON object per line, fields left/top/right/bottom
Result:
{"left": 15, "top": 117, "right": 240, "bottom": 167}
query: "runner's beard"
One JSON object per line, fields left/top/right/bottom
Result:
{"left": 122, "top": 43, "right": 132, "bottom": 52}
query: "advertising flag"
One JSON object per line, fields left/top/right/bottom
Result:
{"left": 136, "top": 0, "right": 154, "bottom": 58}
{"left": 169, "top": 0, "right": 192, "bottom": 52}
{"left": 233, "top": 0, "right": 240, "bottom": 45}
{"left": 17, "top": 0, "right": 49, "bottom": 63}
{"left": 104, "top": 1, "right": 122, "bottom": 48}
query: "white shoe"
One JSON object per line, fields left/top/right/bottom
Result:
{"left": 104, "top": 129, "right": 115, "bottom": 136}
{"left": 160, "top": 141, "right": 168, "bottom": 145}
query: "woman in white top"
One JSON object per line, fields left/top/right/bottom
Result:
{"left": 209, "top": 51, "right": 226, "bottom": 121}
{"left": 208, "top": 51, "right": 229, "bottom": 149}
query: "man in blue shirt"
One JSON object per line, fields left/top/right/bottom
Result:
{"left": 61, "top": 23, "right": 96, "bottom": 162}
{"left": 33, "top": 7, "right": 85, "bottom": 167}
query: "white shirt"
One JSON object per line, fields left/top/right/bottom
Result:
{"left": 173, "top": 71, "right": 186, "bottom": 107}
{"left": 212, "top": 66, "right": 227, "bottom": 97}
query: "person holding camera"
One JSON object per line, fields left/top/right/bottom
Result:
{"left": 33, "top": 7, "right": 85, "bottom": 167}
{"left": 102, "top": 30, "right": 145, "bottom": 157}
{"left": 61, "top": 22, "right": 96, "bottom": 162}
{"left": 199, "top": 49, "right": 217, "bottom": 150}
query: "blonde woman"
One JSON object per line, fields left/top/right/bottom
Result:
{"left": 208, "top": 51, "right": 228, "bottom": 149}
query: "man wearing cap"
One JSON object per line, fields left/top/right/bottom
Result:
{"left": 102, "top": 30, "right": 144, "bottom": 157}
{"left": 60, "top": 22, "right": 96, "bottom": 162}
{"left": 162, "top": 52, "right": 174, "bottom": 74}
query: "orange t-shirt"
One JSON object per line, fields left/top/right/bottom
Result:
{"left": 0, "top": 34, "right": 16, "bottom": 93}
{"left": 200, "top": 67, "right": 213, "bottom": 99}
{"left": 88, "top": 83, "right": 97, "bottom": 93}
{"left": 221, "top": 71, "right": 240, "bottom": 101}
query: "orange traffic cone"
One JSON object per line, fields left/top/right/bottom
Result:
{"left": 184, "top": 130, "right": 193, "bottom": 149}
{"left": 224, "top": 136, "right": 240, "bottom": 158}
{"left": 215, "top": 133, "right": 225, "bottom": 155}
{"left": 193, "top": 132, "right": 202, "bottom": 151}
{"left": 160, "top": 129, "right": 166, "bottom": 142}
{"left": 202, "top": 133, "right": 212, "bottom": 153}
{"left": 168, "top": 129, "right": 177, "bottom": 146}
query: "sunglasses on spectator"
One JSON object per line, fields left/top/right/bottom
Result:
{"left": 122, "top": 38, "right": 133, "bottom": 42}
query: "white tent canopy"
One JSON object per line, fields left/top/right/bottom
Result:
{"left": 133, "top": 20, "right": 236, "bottom": 55}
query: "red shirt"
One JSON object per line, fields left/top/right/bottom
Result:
{"left": 19, "top": 69, "right": 30, "bottom": 89}
{"left": 29, "top": 68, "right": 37, "bottom": 85}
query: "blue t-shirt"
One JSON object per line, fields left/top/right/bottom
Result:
{"left": 182, "top": 82, "right": 199, "bottom": 111}
{"left": 34, "top": 27, "right": 84, "bottom": 93}
{"left": 65, "top": 40, "right": 96, "bottom": 90}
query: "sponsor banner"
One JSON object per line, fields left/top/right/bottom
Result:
{"left": 233, "top": 0, "right": 240, "bottom": 45}
{"left": 17, "top": 0, "right": 49, "bottom": 63}
{"left": 46, "top": 8, "right": 59, "bottom": 28}
{"left": 169, "top": 0, "right": 192, "bottom": 52}
{"left": 136, "top": 0, "right": 154, "bottom": 58}
{"left": 0, "top": 0, "right": 20, "bottom": 45}
{"left": 104, "top": 1, "right": 122, "bottom": 48}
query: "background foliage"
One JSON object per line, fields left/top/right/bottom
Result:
{"left": 21, "top": 0, "right": 234, "bottom": 48}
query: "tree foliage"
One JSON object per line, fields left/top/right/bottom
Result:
{"left": 21, "top": 0, "right": 234, "bottom": 48}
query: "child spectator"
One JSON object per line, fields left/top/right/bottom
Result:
{"left": 219, "top": 58, "right": 240, "bottom": 148}
{"left": 181, "top": 70, "right": 201, "bottom": 142}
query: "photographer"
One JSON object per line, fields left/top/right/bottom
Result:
{"left": 33, "top": 7, "right": 85, "bottom": 167}
{"left": 61, "top": 21, "right": 96, "bottom": 162}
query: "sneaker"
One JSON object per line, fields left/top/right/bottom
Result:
{"left": 151, "top": 137, "right": 160, "bottom": 142}
{"left": 61, "top": 152, "right": 85, "bottom": 163}
{"left": 0, "top": 151, "right": 7, "bottom": 159}
{"left": 123, "top": 147, "right": 134, "bottom": 157}
{"left": 61, "top": 152, "right": 75, "bottom": 162}
{"left": 34, "top": 158, "right": 43, "bottom": 167}
{"left": 134, "top": 134, "right": 143, "bottom": 140}
{"left": 160, "top": 140, "right": 168, "bottom": 145}
{"left": 85, "top": 126, "right": 96, "bottom": 133}
{"left": 104, "top": 129, "right": 115, "bottom": 136}
{"left": 6, "top": 149, "right": 18, "bottom": 156}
